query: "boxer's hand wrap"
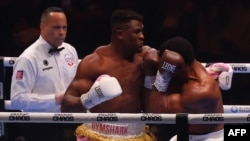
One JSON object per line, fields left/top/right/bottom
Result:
{"left": 80, "top": 75, "right": 122, "bottom": 109}
{"left": 153, "top": 70, "right": 172, "bottom": 92}
{"left": 206, "top": 63, "right": 233, "bottom": 90}
{"left": 144, "top": 76, "right": 156, "bottom": 89}
{"left": 153, "top": 62, "right": 176, "bottom": 92}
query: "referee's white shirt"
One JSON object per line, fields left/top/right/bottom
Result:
{"left": 11, "top": 36, "right": 79, "bottom": 112}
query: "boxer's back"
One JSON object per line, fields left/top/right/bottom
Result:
{"left": 184, "top": 61, "right": 224, "bottom": 134}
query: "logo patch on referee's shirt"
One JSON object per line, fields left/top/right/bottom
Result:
{"left": 16, "top": 70, "right": 23, "bottom": 80}
{"left": 64, "top": 54, "right": 74, "bottom": 66}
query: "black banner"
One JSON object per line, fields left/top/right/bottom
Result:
{"left": 224, "top": 124, "right": 250, "bottom": 140}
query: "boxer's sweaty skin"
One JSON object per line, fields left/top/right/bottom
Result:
{"left": 144, "top": 37, "right": 224, "bottom": 135}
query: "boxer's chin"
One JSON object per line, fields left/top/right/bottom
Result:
{"left": 136, "top": 47, "right": 142, "bottom": 53}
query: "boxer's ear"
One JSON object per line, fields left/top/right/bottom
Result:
{"left": 116, "top": 29, "right": 123, "bottom": 39}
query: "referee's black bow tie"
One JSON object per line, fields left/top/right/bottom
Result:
{"left": 48, "top": 47, "right": 65, "bottom": 53}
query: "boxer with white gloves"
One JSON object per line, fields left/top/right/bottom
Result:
{"left": 206, "top": 63, "right": 233, "bottom": 90}
{"left": 80, "top": 74, "right": 122, "bottom": 109}
{"left": 62, "top": 9, "right": 157, "bottom": 141}
{"left": 144, "top": 37, "right": 224, "bottom": 141}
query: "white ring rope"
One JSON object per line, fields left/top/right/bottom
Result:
{"left": 3, "top": 100, "right": 250, "bottom": 113}
{"left": 188, "top": 113, "right": 250, "bottom": 124}
{"left": 3, "top": 57, "right": 16, "bottom": 67}
{"left": 2, "top": 58, "right": 250, "bottom": 113}
{"left": 0, "top": 112, "right": 249, "bottom": 124}
{"left": 1, "top": 58, "right": 250, "bottom": 124}
{"left": 0, "top": 112, "right": 175, "bottom": 124}
{"left": 2, "top": 57, "right": 250, "bottom": 73}
{"left": 4, "top": 100, "right": 12, "bottom": 110}
{"left": 201, "top": 63, "right": 250, "bottom": 73}
{"left": 223, "top": 105, "right": 250, "bottom": 113}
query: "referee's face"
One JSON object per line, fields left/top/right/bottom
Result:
{"left": 40, "top": 12, "right": 67, "bottom": 48}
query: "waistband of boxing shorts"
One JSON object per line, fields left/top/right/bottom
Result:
{"left": 82, "top": 122, "right": 145, "bottom": 139}
{"left": 189, "top": 129, "right": 224, "bottom": 141}
{"left": 170, "top": 129, "right": 224, "bottom": 141}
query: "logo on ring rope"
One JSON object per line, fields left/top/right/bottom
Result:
{"left": 202, "top": 114, "right": 224, "bottom": 121}
{"left": 9, "top": 58, "right": 15, "bottom": 65}
{"left": 231, "top": 106, "right": 239, "bottom": 113}
{"left": 141, "top": 114, "right": 162, "bottom": 121}
{"left": 246, "top": 114, "right": 250, "bottom": 121}
{"left": 231, "top": 64, "right": 247, "bottom": 72}
{"left": 53, "top": 113, "right": 74, "bottom": 121}
{"left": 9, "top": 112, "right": 30, "bottom": 121}
{"left": 97, "top": 113, "right": 118, "bottom": 121}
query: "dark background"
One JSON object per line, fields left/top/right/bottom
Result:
{"left": 2, "top": 0, "right": 250, "bottom": 62}
{"left": 1, "top": 0, "right": 250, "bottom": 140}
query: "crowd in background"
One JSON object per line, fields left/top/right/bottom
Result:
{"left": 1, "top": 0, "right": 250, "bottom": 62}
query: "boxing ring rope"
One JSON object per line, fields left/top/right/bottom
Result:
{"left": 0, "top": 112, "right": 249, "bottom": 124}
{"left": 1, "top": 56, "right": 250, "bottom": 113}
{"left": 0, "top": 112, "right": 247, "bottom": 141}
{"left": 0, "top": 112, "right": 246, "bottom": 141}
{"left": 2, "top": 100, "right": 250, "bottom": 113}
{"left": 1, "top": 56, "right": 250, "bottom": 140}
{"left": 2, "top": 56, "right": 250, "bottom": 71}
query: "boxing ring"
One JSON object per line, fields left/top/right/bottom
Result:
{"left": 1, "top": 56, "right": 250, "bottom": 140}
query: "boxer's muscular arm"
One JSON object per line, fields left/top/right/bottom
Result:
{"left": 61, "top": 54, "right": 99, "bottom": 112}
{"left": 142, "top": 46, "right": 159, "bottom": 112}
{"left": 61, "top": 53, "right": 122, "bottom": 112}
{"left": 143, "top": 50, "right": 185, "bottom": 112}
{"left": 142, "top": 47, "right": 159, "bottom": 89}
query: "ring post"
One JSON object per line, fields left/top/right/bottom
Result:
{"left": 176, "top": 113, "right": 189, "bottom": 141}
{"left": 0, "top": 57, "right": 5, "bottom": 138}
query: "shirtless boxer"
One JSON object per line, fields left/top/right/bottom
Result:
{"left": 143, "top": 36, "right": 224, "bottom": 141}
{"left": 61, "top": 9, "right": 157, "bottom": 141}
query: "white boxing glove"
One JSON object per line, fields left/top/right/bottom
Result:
{"left": 218, "top": 65, "right": 233, "bottom": 90}
{"left": 206, "top": 63, "right": 229, "bottom": 79}
{"left": 80, "top": 74, "right": 122, "bottom": 109}
{"left": 206, "top": 63, "right": 233, "bottom": 90}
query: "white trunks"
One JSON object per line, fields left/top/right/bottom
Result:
{"left": 170, "top": 129, "right": 224, "bottom": 141}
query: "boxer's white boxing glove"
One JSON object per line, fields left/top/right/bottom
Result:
{"left": 80, "top": 75, "right": 122, "bottom": 109}
{"left": 208, "top": 63, "right": 230, "bottom": 72}
{"left": 218, "top": 65, "right": 233, "bottom": 90}
{"left": 206, "top": 63, "right": 229, "bottom": 79}
{"left": 206, "top": 63, "right": 233, "bottom": 90}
